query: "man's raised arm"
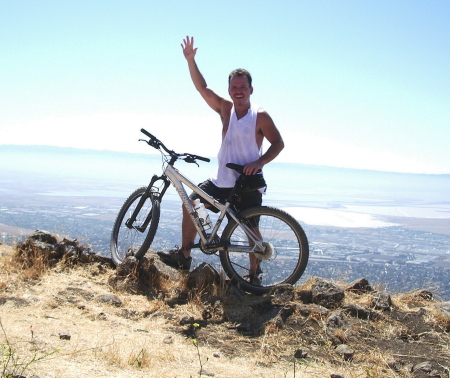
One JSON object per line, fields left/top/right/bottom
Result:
{"left": 181, "top": 36, "right": 225, "bottom": 114}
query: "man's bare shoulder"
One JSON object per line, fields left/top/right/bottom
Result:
{"left": 222, "top": 99, "right": 233, "bottom": 110}
{"left": 256, "top": 107, "right": 275, "bottom": 123}
{"left": 220, "top": 99, "right": 233, "bottom": 117}
{"left": 257, "top": 106, "right": 267, "bottom": 113}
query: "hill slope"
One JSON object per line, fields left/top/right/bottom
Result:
{"left": 1, "top": 235, "right": 449, "bottom": 378}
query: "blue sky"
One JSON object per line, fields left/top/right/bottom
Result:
{"left": 1, "top": 1, "right": 449, "bottom": 174}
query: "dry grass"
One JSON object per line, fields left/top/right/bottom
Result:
{"left": 8, "top": 242, "right": 49, "bottom": 280}
{"left": 1, "top": 242, "right": 450, "bottom": 377}
{"left": 0, "top": 244, "right": 325, "bottom": 377}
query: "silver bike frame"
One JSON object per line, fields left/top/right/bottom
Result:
{"left": 163, "top": 163, "right": 265, "bottom": 253}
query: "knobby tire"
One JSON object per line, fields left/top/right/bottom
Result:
{"left": 219, "top": 206, "right": 309, "bottom": 295}
{"left": 110, "top": 187, "right": 160, "bottom": 265}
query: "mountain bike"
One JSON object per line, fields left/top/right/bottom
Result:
{"left": 110, "top": 129, "right": 309, "bottom": 294}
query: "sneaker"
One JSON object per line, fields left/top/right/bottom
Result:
{"left": 157, "top": 248, "right": 192, "bottom": 270}
{"left": 244, "top": 271, "right": 261, "bottom": 286}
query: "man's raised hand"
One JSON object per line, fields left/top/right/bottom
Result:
{"left": 181, "top": 36, "right": 197, "bottom": 61}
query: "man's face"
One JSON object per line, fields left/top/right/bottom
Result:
{"left": 228, "top": 75, "right": 253, "bottom": 107}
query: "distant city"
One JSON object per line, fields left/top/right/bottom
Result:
{"left": 1, "top": 192, "right": 449, "bottom": 300}
{"left": 1, "top": 146, "right": 449, "bottom": 300}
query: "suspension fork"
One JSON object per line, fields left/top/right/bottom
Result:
{"left": 125, "top": 174, "right": 170, "bottom": 231}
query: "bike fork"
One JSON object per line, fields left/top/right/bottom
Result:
{"left": 125, "top": 175, "right": 167, "bottom": 231}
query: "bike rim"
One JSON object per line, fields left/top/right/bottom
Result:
{"left": 114, "top": 193, "right": 154, "bottom": 262}
{"left": 225, "top": 212, "right": 303, "bottom": 289}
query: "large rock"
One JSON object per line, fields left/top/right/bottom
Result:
{"left": 270, "top": 283, "right": 294, "bottom": 305}
{"left": 345, "top": 278, "right": 372, "bottom": 293}
{"left": 335, "top": 344, "right": 354, "bottom": 361}
{"left": 371, "top": 291, "right": 392, "bottom": 311}
{"left": 16, "top": 230, "right": 113, "bottom": 267}
{"left": 342, "top": 303, "right": 379, "bottom": 320}
{"left": 29, "top": 229, "right": 61, "bottom": 244}
{"left": 296, "top": 289, "right": 313, "bottom": 304}
{"left": 148, "top": 255, "right": 182, "bottom": 282}
{"left": 187, "top": 263, "right": 220, "bottom": 290}
{"left": 110, "top": 254, "right": 182, "bottom": 294}
{"left": 297, "top": 303, "right": 330, "bottom": 317}
{"left": 271, "top": 304, "right": 296, "bottom": 329}
{"left": 311, "top": 278, "right": 345, "bottom": 309}
{"left": 116, "top": 256, "right": 139, "bottom": 276}
{"left": 327, "top": 310, "right": 347, "bottom": 329}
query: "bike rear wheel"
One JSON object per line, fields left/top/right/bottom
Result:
{"left": 110, "top": 187, "right": 160, "bottom": 265}
{"left": 220, "top": 206, "right": 309, "bottom": 295}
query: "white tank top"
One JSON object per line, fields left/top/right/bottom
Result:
{"left": 211, "top": 104, "right": 262, "bottom": 188}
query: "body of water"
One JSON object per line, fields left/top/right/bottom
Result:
{"left": 2, "top": 145, "right": 450, "bottom": 228}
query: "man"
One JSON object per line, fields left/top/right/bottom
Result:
{"left": 157, "top": 36, "right": 284, "bottom": 281}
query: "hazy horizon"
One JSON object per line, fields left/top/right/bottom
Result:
{"left": 2, "top": 144, "right": 450, "bottom": 230}
{"left": 3, "top": 144, "right": 450, "bottom": 177}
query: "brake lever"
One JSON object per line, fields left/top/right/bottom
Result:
{"left": 184, "top": 156, "right": 199, "bottom": 167}
{"left": 141, "top": 138, "right": 160, "bottom": 148}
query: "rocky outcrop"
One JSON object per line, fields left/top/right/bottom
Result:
{"left": 10, "top": 231, "right": 450, "bottom": 378}
{"left": 16, "top": 229, "right": 114, "bottom": 268}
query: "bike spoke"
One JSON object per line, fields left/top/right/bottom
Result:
{"left": 220, "top": 207, "right": 309, "bottom": 294}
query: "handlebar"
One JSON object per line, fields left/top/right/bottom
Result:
{"left": 140, "top": 128, "right": 210, "bottom": 164}
{"left": 140, "top": 128, "right": 156, "bottom": 140}
{"left": 140, "top": 128, "right": 162, "bottom": 149}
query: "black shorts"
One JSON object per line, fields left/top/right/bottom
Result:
{"left": 190, "top": 179, "right": 262, "bottom": 213}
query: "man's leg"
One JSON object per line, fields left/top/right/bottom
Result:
{"left": 180, "top": 180, "right": 223, "bottom": 256}
{"left": 237, "top": 191, "right": 263, "bottom": 277}
{"left": 156, "top": 200, "right": 197, "bottom": 270}
{"left": 248, "top": 227, "right": 262, "bottom": 273}
{"left": 158, "top": 180, "right": 223, "bottom": 270}
{"left": 180, "top": 202, "right": 197, "bottom": 258}
{"left": 243, "top": 227, "right": 262, "bottom": 285}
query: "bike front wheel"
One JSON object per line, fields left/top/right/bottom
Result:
{"left": 220, "top": 206, "right": 309, "bottom": 295}
{"left": 110, "top": 187, "right": 160, "bottom": 265}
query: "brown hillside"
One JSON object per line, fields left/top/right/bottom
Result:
{"left": 0, "top": 233, "right": 449, "bottom": 378}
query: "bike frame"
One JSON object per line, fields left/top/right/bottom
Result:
{"left": 153, "top": 162, "right": 265, "bottom": 254}
{"left": 112, "top": 129, "right": 310, "bottom": 294}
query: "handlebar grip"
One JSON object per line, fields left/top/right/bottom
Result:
{"left": 196, "top": 156, "right": 210, "bottom": 163}
{"left": 141, "top": 128, "right": 156, "bottom": 139}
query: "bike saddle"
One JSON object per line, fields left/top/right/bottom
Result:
{"left": 226, "top": 163, "right": 262, "bottom": 174}
{"left": 226, "top": 163, "right": 265, "bottom": 192}
{"left": 226, "top": 163, "right": 245, "bottom": 174}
